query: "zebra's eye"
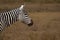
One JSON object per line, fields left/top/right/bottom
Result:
{"left": 24, "top": 14, "right": 27, "bottom": 15}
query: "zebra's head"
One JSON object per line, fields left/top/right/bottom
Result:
{"left": 18, "top": 5, "right": 33, "bottom": 26}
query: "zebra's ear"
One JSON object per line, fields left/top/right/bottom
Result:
{"left": 19, "top": 5, "right": 25, "bottom": 10}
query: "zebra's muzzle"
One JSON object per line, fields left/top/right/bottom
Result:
{"left": 27, "top": 20, "right": 33, "bottom": 26}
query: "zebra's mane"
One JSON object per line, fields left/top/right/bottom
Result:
{"left": 0, "top": 7, "right": 19, "bottom": 14}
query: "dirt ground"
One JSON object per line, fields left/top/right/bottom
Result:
{"left": 0, "top": 12, "right": 60, "bottom": 40}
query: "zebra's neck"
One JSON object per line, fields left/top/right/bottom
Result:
{"left": 0, "top": 7, "right": 21, "bottom": 27}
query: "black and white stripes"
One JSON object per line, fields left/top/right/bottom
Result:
{"left": 0, "top": 8, "right": 19, "bottom": 31}
{"left": 0, "top": 5, "right": 33, "bottom": 31}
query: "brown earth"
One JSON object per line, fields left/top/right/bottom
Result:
{"left": 0, "top": 12, "right": 60, "bottom": 40}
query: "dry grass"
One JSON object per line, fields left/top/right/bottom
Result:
{"left": 0, "top": 12, "right": 60, "bottom": 40}
{"left": 0, "top": 0, "right": 60, "bottom": 40}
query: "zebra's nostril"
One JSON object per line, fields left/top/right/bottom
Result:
{"left": 28, "top": 22, "right": 33, "bottom": 26}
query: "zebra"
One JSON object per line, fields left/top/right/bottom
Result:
{"left": 0, "top": 5, "right": 33, "bottom": 31}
